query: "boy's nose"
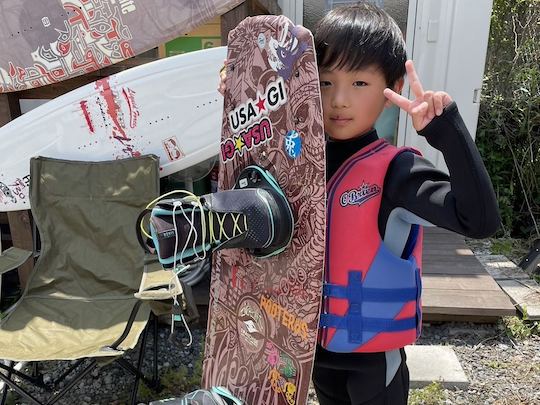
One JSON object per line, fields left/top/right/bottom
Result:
{"left": 331, "top": 90, "right": 350, "bottom": 108}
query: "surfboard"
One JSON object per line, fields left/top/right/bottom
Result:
{"left": 202, "top": 15, "right": 326, "bottom": 405}
{"left": 0, "top": 0, "right": 242, "bottom": 92}
{"left": 0, "top": 46, "right": 226, "bottom": 212}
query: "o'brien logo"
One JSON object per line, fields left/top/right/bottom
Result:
{"left": 221, "top": 77, "right": 287, "bottom": 163}
{"left": 340, "top": 182, "right": 381, "bottom": 207}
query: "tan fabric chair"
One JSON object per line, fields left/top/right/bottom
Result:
{"left": 0, "top": 155, "right": 167, "bottom": 405}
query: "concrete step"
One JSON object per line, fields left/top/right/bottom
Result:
{"left": 405, "top": 345, "right": 469, "bottom": 389}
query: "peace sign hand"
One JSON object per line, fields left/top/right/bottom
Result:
{"left": 383, "top": 60, "right": 453, "bottom": 131}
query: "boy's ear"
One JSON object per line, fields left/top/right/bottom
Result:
{"left": 384, "top": 78, "right": 405, "bottom": 108}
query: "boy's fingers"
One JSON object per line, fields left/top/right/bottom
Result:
{"left": 406, "top": 60, "right": 424, "bottom": 100}
{"left": 434, "top": 92, "right": 444, "bottom": 115}
{"left": 383, "top": 88, "right": 411, "bottom": 111}
{"left": 411, "top": 101, "right": 428, "bottom": 130}
{"left": 219, "top": 59, "right": 228, "bottom": 75}
{"left": 424, "top": 91, "right": 435, "bottom": 120}
{"left": 434, "top": 91, "right": 453, "bottom": 115}
{"left": 411, "top": 101, "right": 428, "bottom": 116}
{"left": 442, "top": 92, "right": 453, "bottom": 107}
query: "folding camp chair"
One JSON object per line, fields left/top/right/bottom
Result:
{"left": 0, "top": 155, "right": 172, "bottom": 405}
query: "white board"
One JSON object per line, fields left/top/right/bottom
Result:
{"left": 0, "top": 46, "right": 225, "bottom": 212}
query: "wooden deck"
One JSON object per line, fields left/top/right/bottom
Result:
{"left": 422, "top": 227, "right": 515, "bottom": 322}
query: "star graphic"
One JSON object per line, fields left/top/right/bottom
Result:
{"left": 234, "top": 136, "right": 245, "bottom": 153}
{"left": 255, "top": 96, "right": 266, "bottom": 113}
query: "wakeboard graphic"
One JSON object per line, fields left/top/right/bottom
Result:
{"left": 202, "top": 15, "right": 326, "bottom": 405}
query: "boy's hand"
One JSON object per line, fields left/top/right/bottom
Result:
{"left": 383, "top": 60, "right": 452, "bottom": 131}
{"left": 218, "top": 59, "right": 227, "bottom": 96}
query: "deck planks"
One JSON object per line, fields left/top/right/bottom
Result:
{"left": 422, "top": 227, "right": 515, "bottom": 322}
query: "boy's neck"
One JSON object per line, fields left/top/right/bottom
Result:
{"left": 328, "top": 127, "right": 377, "bottom": 142}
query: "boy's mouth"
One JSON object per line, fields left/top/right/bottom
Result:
{"left": 330, "top": 116, "right": 353, "bottom": 126}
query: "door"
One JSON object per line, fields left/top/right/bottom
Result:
{"left": 397, "top": 0, "right": 493, "bottom": 172}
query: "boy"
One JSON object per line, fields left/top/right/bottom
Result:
{"left": 217, "top": 3, "right": 499, "bottom": 404}
{"left": 312, "top": 3, "right": 499, "bottom": 405}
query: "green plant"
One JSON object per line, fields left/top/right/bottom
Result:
{"left": 137, "top": 380, "right": 156, "bottom": 403}
{"left": 484, "top": 359, "right": 509, "bottom": 369}
{"left": 476, "top": 0, "right": 540, "bottom": 239}
{"left": 3, "top": 391, "right": 19, "bottom": 405}
{"left": 490, "top": 237, "right": 530, "bottom": 262}
{"left": 501, "top": 314, "right": 540, "bottom": 340}
{"left": 408, "top": 381, "right": 447, "bottom": 405}
{"left": 148, "top": 336, "right": 205, "bottom": 399}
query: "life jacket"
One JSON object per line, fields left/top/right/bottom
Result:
{"left": 319, "top": 138, "right": 423, "bottom": 353}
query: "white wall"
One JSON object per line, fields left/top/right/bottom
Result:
{"left": 397, "top": 0, "right": 493, "bottom": 172}
{"left": 278, "top": 0, "right": 304, "bottom": 24}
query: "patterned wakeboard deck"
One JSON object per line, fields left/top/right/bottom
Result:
{"left": 202, "top": 15, "right": 326, "bottom": 405}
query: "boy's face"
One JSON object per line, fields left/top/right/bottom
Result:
{"left": 320, "top": 65, "right": 401, "bottom": 140}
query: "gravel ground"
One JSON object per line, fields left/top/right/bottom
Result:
{"left": 5, "top": 321, "right": 539, "bottom": 405}
{"left": 415, "top": 322, "right": 540, "bottom": 405}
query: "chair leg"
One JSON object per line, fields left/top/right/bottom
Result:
{"left": 129, "top": 318, "right": 151, "bottom": 405}
{"left": 46, "top": 360, "right": 97, "bottom": 405}
{"left": 31, "top": 362, "right": 39, "bottom": 378}
{"left": 0, "top": 372, "right": 43, "bottom": 405}
{"left": 0, "top": 360, "right": 12, "bottom": 405}
{"left": 152, "top": 313, "right": 159, "bottom": 388}
{"left": 0, "top": 362, "right": 46, "bottom": 390}
{"left": 52, "top": 359, "right": 86, "bottom": 388}
{"left": 47, "top": 360, "right": 97, "bottom": 405}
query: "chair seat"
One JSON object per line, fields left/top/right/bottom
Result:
{"left": 0, "top": 296, "right": 151, "bottom": 362}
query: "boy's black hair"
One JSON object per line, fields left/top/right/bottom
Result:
{"left": 314, "top": 2, "right": 407, "bottom": 86}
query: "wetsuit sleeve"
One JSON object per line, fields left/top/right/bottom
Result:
{"left": 382, "top": 102, "right": 500, "bottom": 238}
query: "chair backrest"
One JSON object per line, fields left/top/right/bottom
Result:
{"left": 25, "top": 155, "right": 159, "bottom": 300}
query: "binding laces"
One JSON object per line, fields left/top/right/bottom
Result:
{"left": 139, "top": 190, "right": 247, "bottom": 271}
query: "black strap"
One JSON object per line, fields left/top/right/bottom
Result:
{"left": 135, "top": 209, "right": 155, "bottom": 254}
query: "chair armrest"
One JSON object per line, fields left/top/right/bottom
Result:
{"left": 0, "top": 247, "right": 32, "bottom": 275}
{"left": 135, "top": 257, "right": 178, "bottom": 301}
{"left": 135, "top": 255, "right": 200, "bottom": 323}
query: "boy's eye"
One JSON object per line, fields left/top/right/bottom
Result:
{"left": 353, "top": 81, "right": 367, "bottom": 87}
{"left": 319, "top": 81, "right": 331, "bottom": 87}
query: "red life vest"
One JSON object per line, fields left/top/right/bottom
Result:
{"left": 319, "top": 139, "right": 423, "bottom": 353}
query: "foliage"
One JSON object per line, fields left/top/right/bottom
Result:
{"left": 138, "top": 335, "right": 205, "bottom": 402}
{"left": 490, "top": 236, "right": 530, "bottom": 262}
{"left": 408, "top": 381, "right": 447, "bottom": 405}
{"left": 501, "top": 313, "right": 540, "bottom": 340}
{"left": 476, "top": 0, "right": 540, "bottom": 239}
{"left": 4, "top": 392, "right": 19, "bottom": 405}
{"left": 484, "top": 359, "right": 509, "bottom": 369}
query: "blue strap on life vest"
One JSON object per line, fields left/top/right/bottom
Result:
{"left": 323, "top": 284, "right": 417, "bottom": 302}
{"left": 320, "top": 271, "right": 417, "bottom": 340}
{"left": 319, "top": 314, "right": 417, "bottom": 332}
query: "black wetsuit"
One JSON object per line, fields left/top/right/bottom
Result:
{"left": 313, "top": 102, "right": 500, "bottom": 405}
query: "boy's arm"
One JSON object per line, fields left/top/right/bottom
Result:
{"left": 382, "top": 102, "right": 500, "bottom": 238}
{"left": 382, "top": 60, "right": 500, "bottom": 238}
